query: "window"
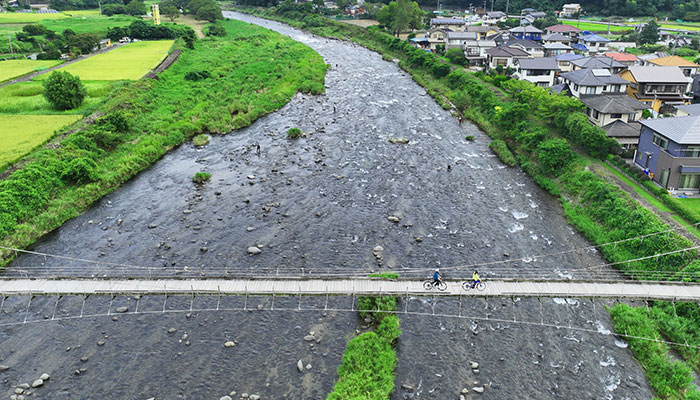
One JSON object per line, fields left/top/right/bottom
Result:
{"left": 592, "top": 110, "right": 599, "bottom": 119}
{"left": 685, "top": 147, "right": 700, "bottom": 158}
{"left": 574, "top": 83, "right": 579, "bottom": 91}
{"left": 652, "top": 134, "right": 668, "bottom": 150}
{"left": 584, "top": 86, "right": 597, "bottom": 94}
{"left": 496, "top": 59, "right": 507, "bottom": 66}
{"left": 610, "top": 84, "right": 621, "bottom": 93}
{"left": 629, "top": 113, "right": 636, "bottom": 121}
{"left": 587, "top": 107, "right": 592, "bottom": 116}
{"left": 611, "top": 113, "right": 622, "bottom": 119}
{"left": 679, "top": 174, "right": 700, "bottom": 189}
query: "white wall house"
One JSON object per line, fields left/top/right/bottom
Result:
{"left": 514, "top": 57, "right": 560, "bottom": 87}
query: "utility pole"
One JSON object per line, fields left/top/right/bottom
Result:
{"left": 506, "top": 0, "right": 509, "bottom": 16}
{"left": 98, "top": 0, "right": 101, "bottom": 15}
{"left": 490, "top": 0, "right": 493, "bottom": 12}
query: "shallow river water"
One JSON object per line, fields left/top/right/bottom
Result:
{"left": 0, "top": 12, "right": 653, "bottom": 399}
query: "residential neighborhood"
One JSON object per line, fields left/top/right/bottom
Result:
{"left": 415, "top": 8, "right": 700, "bottom": 190}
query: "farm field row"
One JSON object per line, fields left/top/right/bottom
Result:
{"left": 0, "top": 9, "right": 99, "bottom": 24}
{"left": 34, "top": 40, "right": 174, "bottom": 81}
{"left": 0, "top": 114, "right": 82, "bottom": 170}
{"left": 0, "top": 59, "right": 63, "bottom": 83}
{"left": 39, "top": 15, "right": 138, "bottom": 34}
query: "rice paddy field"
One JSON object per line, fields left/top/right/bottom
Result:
{"left": 0, "top": 81, "right": 121, "bottom": 114}
{"left": 558, "top": 20, "right": 630, "bottom": 33}
{"left": 0, "top": 59, "right": 63, "bottom": 83}
{"left": 34, "top": 40, "right": 174, "bottom": 80}
{"left": 0, "top": 12, "right": 69, "bottom": 24}
{"left": 0, "top": 114, "right": 81, "bottom": 169}
{"left": 39, "top": 15, "right": 138, "bottom": 34}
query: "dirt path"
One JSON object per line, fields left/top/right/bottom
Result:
{"left": 0, "top": 42, "right": 126, "bottom": 89}
{"left": 591, "top": 161, "right": 700, "bottom": 244}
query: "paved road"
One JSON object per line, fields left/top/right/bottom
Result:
{"left": 2, "top": 278, "right": 699, "bottom": 300}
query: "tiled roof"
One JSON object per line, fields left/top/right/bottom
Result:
{"left": 649, "top": 55, "right": 699, "bottom": 68}
{"left": 581, "top": 94, "right": 648, "bottom": 114}
{"left": 486, "top": 46, "right": 531, "bottom": 57}
{"left": 517, "top": 57, "right": 559, "bottom": 70}
{"left": 560, "top": 68, "right": 629, "bottom": 86}
{"left": 627, "top": 66, "right": 689, "bottom": 83}
{"left": 604, "top": 52, "right": 638, "bottom": 62}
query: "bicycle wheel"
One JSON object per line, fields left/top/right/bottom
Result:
{"left": 437, "top": 281, "right": 447, "bottom": 291}
{"left": 475, "top": 282, "right": 486, "bottom": 291}
{"left": 461, "top": 281, "right": 471, "bottom": 291}
{"left": 423, "top": 280, "right": 433, "bottom": 290}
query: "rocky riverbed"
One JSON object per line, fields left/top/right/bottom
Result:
{"left": 2, "top": 11, "right": 654, "bottom": 399}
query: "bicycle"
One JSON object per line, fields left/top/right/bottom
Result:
{"left": 423, "top": 279, "right": 447, "bottom": 291}
{"left": 462, "top": 280, "right": 486, "bottom": 291}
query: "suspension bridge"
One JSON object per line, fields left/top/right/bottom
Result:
{"left": 0, "top": 277, "right": 698, "bottom": 301}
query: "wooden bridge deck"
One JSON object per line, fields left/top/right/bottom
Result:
{"left": 0, "top": 279, "right": 698, "bottom": 300}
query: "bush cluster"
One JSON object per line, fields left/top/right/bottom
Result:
{"left": 184, "top": 70, "right": 211, "bottom": 81}
{"left": 488, "top": 139, "right": 516, "bottom": 166}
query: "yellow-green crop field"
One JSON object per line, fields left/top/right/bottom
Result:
{"left": 61, "top": 10, "right": 101, "bottom": 16}
{"left": 35, "top": 40, "right": 174, "bottom": 80}
{"left": 0, "top": 81, "right": 119, "bottom": 114}
{"left": 0, "top": 60, "right": 63, "bottom": 83}
{"left": 0, "top": 114, "right": 81, "bottom": 169}
{"left": 0, "top": 12, "right": 68, "bottom": 24}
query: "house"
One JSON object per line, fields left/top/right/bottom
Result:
{"left": 542, "top": 33, "right": 572, "bottom": 45}
{"left": 430, "top": 18, "right": 466, "bottom": 32}
{"left": 521, "top": 8, "right": 536, "bottom": 16}
{"left": 554, "top": 52, "right": 583, "bottom": 72}
{"left": 509, "top": 25, "right": 543, "bottom": 41}
{"left": 648, "top": 55, "right": 699, "bottom": 92}
{"left": 604, "top": 52, "right": 638, "bottom": 67}
{"left": 427, "top": 28, "right": 450, "bottom": 51}
{"left": 488, "top": 31, "right": 512, "bottom": 46}
{"left": 545, "top": 24, "right": 582, "bottom": 39}
{"left": 560, "top": 3, "right": 581, "bottom": 18}
{"left": 445, "top": 31, "right": 478, "bottom": 50}
{"left": 580, "top": 94, "right": 647, "bottom": 127}
{"left": 571, "top": 55, "right": 626, "bottom": 74}
{"left": 635, "top": 115, "right": 700, "bottom": 190}
{"left": 602, "top": 120, "right": 642, "bottom": 151}
{"left": 462, "top": 40, "right": 496, "bottom": 66}
{"left": 523, "top": 11, "right": 547, "bottom": 24}
{"left": 580, "top": 33, "right": 610, "bottom": 55}
{"left": 504, "top": 39, "right": 545, "bottom": 58}
{"left": 513, "top": 57, "right": 560, "bottom": 87}
{"left": 675, "top": 104, "right": 700, "bottom": 117}
{"left": 608, "top": 41, "right": 637, "bottom": 52}
{"left": 485, "top": 46, "right": 532, "bottom": 70}
{"left": 637, "top": 52, "right": 670, "bottom": 66}
{"left": 620, "top": 66, "right": 691, "bottom": 113}
{"left": 544, "top": 42, "right": 572, "bottom": 57}
{"left": 482, "top": 11, "right": 506, "bottom": 25}
{"left": 559, "top": 68, "right": 629, "bottom": 98}
{"left": 466, "top": 25, "right": 498, "bottom": 40}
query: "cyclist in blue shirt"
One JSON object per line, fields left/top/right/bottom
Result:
{"left": 433, "top": 268, "right": 441, "bottom": 285}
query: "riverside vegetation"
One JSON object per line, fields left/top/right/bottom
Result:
{"left": 233, "top": 5, "right": 700, "bottom": 398}
{"left": 0, "top": 19, "right": 326, "bottom": 264}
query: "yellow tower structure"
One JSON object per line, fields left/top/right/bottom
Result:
{"left": 152, "top": 3, "right": 161, "bottom": 25}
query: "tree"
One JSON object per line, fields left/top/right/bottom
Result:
{"left": 531, "top": 13, "right": 558, "bottom": 30}
{"left": 377, "top": 0, "right": 423, "bottom": 36}
{"left": 445, "top": 48, "right": 466, "bottom": 66}
{"left": 43, "top": 71, "right": 87, "bottom": 111}
{"left": 66, "top": 33, "right": 99, "bottom": 54}
{"left": 195, "top": 2, "right": 222, "bottom": 21}
{"left": 102, "top": 3, "right": 125, "bottom": 15}
{"left": 639, "top": 20, "right": 659, "bottom": 45}
{"left": 160, "top": 2, "right": 180, "bottom": 21}
{"left": 124, "top": 0, "right": 146, "bottom": 15}
{"left": 205, "top": 22, "right": 226, "bottom": 36}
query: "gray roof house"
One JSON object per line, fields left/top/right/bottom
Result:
{"left": 559, "top": 68, "right": 630, "bottom": 98}
{"left": 571, "top": 56, "right": 627, "bottom": 73}
{"left": 675, "top": 104, "right": 700, "bottom": 117}
{"left": 580, "top": 94, "right": 648, "bottom": 134}
{"left": 485, "top": 46, "right": 532, "bottom": 70}
{"left": 445, "top": 31, "right": 478, "bottom": 49}
{"left": 542, "top": 33, "right": 571, "bottom": 44}
{"left": 513, "top": 57, "right": 560, "bottom": 87}
{"left": 602, "top": 120, "right": 642, "bottom": 148}
{"left": 635, "top": 115, "right": 700, "bottom": 190}
{"left": 504, "top": 39, "right": 545, "bottom": 57}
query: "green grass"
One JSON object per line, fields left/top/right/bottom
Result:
{"left": 0, "top": 114, "right": 82, "bottom": 170}
{"left": 0, "top": 81, "right": 120, "bottom": 114}
{"left": 0, "top": 24, "right": 24, "bottom": 36}
{"left": 40, "top": 15, "right": 138, "bottom": 34}
{"left": 658, "top": 22, "right": 700, "bottom": 32}
{"left": 0, "top": 59, "right": 63, "bottom": 83}
{"left": 670, "top": 197, "right": 700, "bottom": 216}
{"left": 557, "top": 20, "right": 629, "bottom": 33}
{"left": 601, "top": 162, "right": 672, "bottom": 213}
{"left": 61, "top": 10, "right": 101, "bottom": 17}
{"left": 0, "top": 19, "right": 326, "bottom": 262}
{"left": 34, "top": 40, "right": 174, "bottom": 81}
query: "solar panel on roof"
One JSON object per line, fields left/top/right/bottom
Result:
{"left": 592, "top": 69, "right": 611, "bottom": 77}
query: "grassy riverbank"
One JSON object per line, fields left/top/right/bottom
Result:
{"left": 0, "top": 19, "right": 326, "bottom": 263}
{"left": 231, "top": 7, "right": 700, "bottom": 399}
